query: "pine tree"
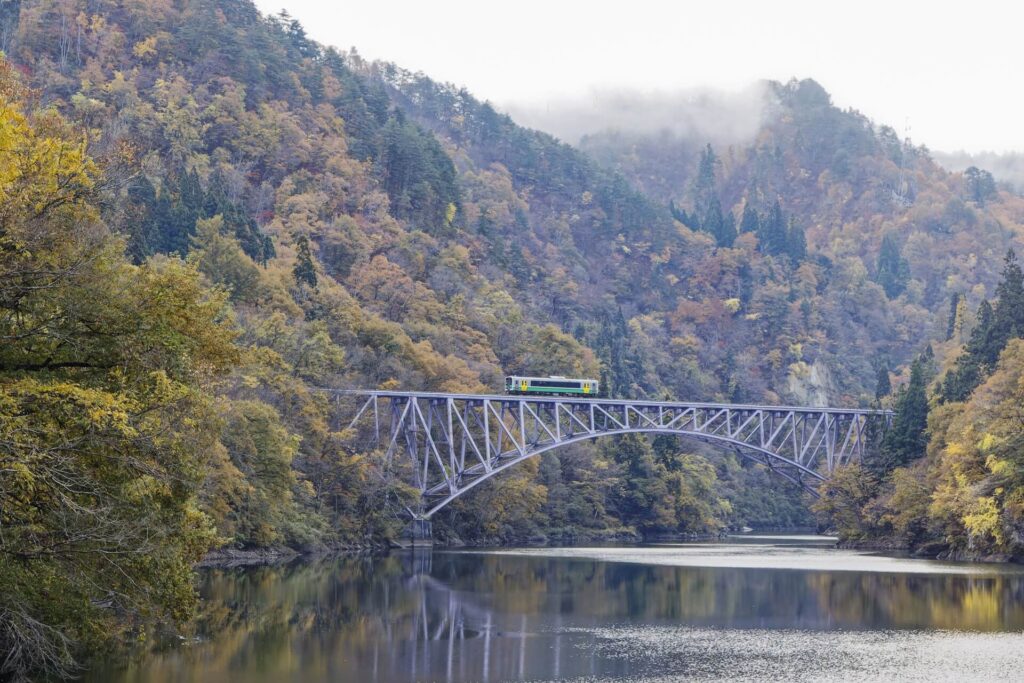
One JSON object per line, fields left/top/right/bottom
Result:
{"left": 669, "top": 199, "right": 693, "bottom": 228}
{"left": 757, "top": 200, "right": 789, "bottom": 256}
{"left": 292, "top": 234, "right": 318, "bottom": 288}
{"left": 952, "top": 294, "right": 968, "bottom": 343}
{"left": 739, "top": 203, "right": 759, "bottom": 234}
{"left": 879, "top": 357, "right": 929, "bottom": 470}
{"left": 875, "top": 364, "right": 891, "bottom": 400}
{"left": 993, "top": 249, "right": 1024, "bottom": 346}
{"left": 945, "top": 292, "right": 962, "bottom": 341}
{"left": 692, "top": 144, "right": 718, "bottom": 221}
{"left": 786, "top": 219, "right": 807, "bottom": 262}
{"left": 721, "top": 212, "right": 737, "bottom": 248}
{"left": 875, "top": 233, "right": 910, "bottom": 298}
{"left": 939, "top": 299, "right": 994, "bottom": 402}
{"left": 703, "top": 197, "right": 735, "bottom": 247}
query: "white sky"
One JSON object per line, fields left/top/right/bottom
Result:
{"left": 254, "top": 0, "right": 1023, "bottom": 153}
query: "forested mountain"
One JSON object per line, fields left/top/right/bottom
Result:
{"left": 3, "top": 0, "right": 1024, "bottom": 678}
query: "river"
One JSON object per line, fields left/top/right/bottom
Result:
{"left": 86, "top": 535, "right": 1024, "bottom": 682}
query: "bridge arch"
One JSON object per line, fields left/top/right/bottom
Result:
{"left": 336, "top": 392, "right": 890, "bottom": 520}
{"left": 419, "top": 427, "right": 825, "bottom": 518}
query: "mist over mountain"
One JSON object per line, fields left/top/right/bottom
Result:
{"left": 503, "top": 83, "right": 773, "bottom": 147}
{"left": 934, "top": 150, "right": 1024, "bottom": 195}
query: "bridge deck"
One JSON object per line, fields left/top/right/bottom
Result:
{"left": 335, "top": 389, "right": 892, "bottom": 417}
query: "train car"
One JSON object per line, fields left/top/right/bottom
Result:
{"left": 504, "top": 375, "right": 600, "bottom": 397}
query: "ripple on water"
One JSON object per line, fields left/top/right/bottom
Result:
{"left": 543, "top": 626, "right": 1024, "bottom": 682}
{"left": 462, "top": 543, "right": 1024, "bottom": 575}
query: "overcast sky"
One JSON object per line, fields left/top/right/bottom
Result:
{"left": 254, "top": 0, "right": 1022, "bottom": 153}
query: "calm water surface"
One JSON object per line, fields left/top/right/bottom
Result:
{"left": 88, "top": 535, "right": 1024, "bottom": 682}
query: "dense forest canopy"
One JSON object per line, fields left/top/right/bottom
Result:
{"left": 2, "top": 0, "right": 1024, "bottom": 679}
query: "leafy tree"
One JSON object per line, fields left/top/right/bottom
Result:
{"left": 928, "top": 340, "right": 1024, "bottom": 558}
{"left": 607, "top": 435, "right": 675, "bottom": 533}
{"left": 813, "top": 464, "right": 881, "bottom": 540}
{"left": 964, "top": 166, "right": 997, "bottom": 205}
{"left": 191, "top": 215, "right": 263, "bottom": 303}
{"left": 0, "top": 73, "right": 238, "bottom": 680}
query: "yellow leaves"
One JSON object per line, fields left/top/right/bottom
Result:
{"left": 1, "top": 379, "right": 140, "bottom": 436}
{"left": 0, "top": 88, "right": 97, "bottom": 227}
{"left": 722, "top": 297, "right": 741, "bottom": 313}
{"left": 963, "top": 496, "right": 1004, "bottom": 548}
{"left": 132, "top": 36, "right": 158, "bottom": 60}
{"left": 4, "top": 462, "right": 37, "bottom": 504}
{"left": 978, "top": 432, "right": 1001, "bottom": 454}
{"left": 444, "top": 201, "right": 457, "bottom": 225}
{"left": 123, "top": 475, "right": 168, "bottom": 503}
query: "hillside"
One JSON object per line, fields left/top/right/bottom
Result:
{"left": 3, "top": 0, "right": 1024, "bottom": 678}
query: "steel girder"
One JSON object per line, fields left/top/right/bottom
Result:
{"left": 336, "top": 391, "right": 892, "bottom": 519}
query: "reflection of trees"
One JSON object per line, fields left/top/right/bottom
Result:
{"left": 807, "top": 571, "right": 1024, "bottom": 631}
{"left": 88, "top": 553, "right": 1024, "bottom": 682}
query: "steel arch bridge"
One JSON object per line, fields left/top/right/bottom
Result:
{"left": 335, "top": 391, "right": 892, "bottom": 520}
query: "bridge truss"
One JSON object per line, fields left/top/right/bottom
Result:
{"left": 337, "top": 391, "right": 891, "bottom": 519}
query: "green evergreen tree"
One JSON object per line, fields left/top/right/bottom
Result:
{"left": 292, "top": 234, "right": 318, "bottom": 288}
{"left": 669, "top": 199, "right": 694, "bottom": 228}
{"left": 786, "top": 218, "right": 807, "bottom": 261}
{"left": 939, "top": 299, "right": 994, "bottom": 402}
{"left": 992, "top": 249, "right": 1024, "bottom": 348}
{"left": 875, "top": 364, "right": 891, "bottom": 400}
{"left": 757, "top": 200, "right": 789, "bottom": 256}
{"left": 721, "top": 211, "right": 737, "bottom": 248}
{"left": 692, "top": 143, "right": 718, "bottom": 221}
{"left": 125, "top": 176, "right": 158, "bottom": 262}
{"left": 703, "top": 197, "right": 735, "bottom": 247}
{"left": 875, "top": 233, "right": 910, "bottom": 298}
{"left": 739, "top": 203, "right": 760, "bottom": 234}
{"left": 945, "top": 292, "right": 962, "bottom": 341}
{"left": 879, "top": 357, "right": 929, "bottom": 470}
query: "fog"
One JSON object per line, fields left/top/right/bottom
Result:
{"left": 933, "top": 151, "right": 1024, "bottom": 196}
{"left": 502, "top": 83, "right": 773, "bottom": 147}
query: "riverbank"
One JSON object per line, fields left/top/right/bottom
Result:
{"left": 196, "top": 527, "right": 757, "bottom": 567}
{"left": 836, "top": 536, "right": 1024, "bottom": 564}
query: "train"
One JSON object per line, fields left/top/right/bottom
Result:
{"left": 504, "top": 375, "right": 600, "bottom": 397}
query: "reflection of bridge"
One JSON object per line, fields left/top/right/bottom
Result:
{"left": 336, "top": 391, "right": 892, "bottom": 519}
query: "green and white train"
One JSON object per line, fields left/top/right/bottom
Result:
{"left": 504, "top": 375, "right": 600, "bottom": 397}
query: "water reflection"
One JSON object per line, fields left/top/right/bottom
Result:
{"left": 87, "top": 539, "right": 1024, "bottom": 683}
